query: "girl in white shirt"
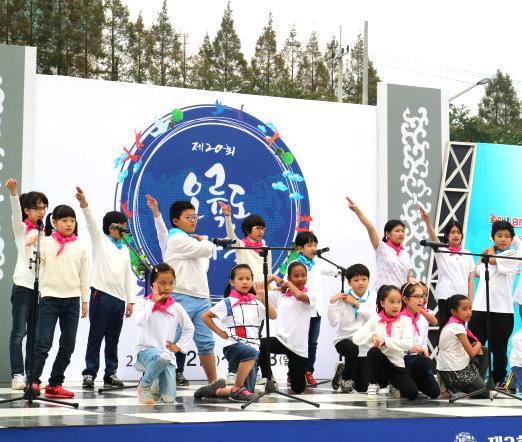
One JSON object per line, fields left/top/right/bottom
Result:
{"left": 259, "top": 261, "right": 311, "bottom": 394}
{"left": 347, "top": 197, "right": 415, "bottom": 291}
{"left": 32, "top": 205, "right": 90, "bottom": 399}
{"left": 353, "top": 285, "right": 417, "bottom": 400}
{"left": 196, "top": 264, "right": 277, "bottom": 402}
{"left": 5, "top": 178, "right": 49, "bottom": 391}
{"left": 437, "top": 295, "right": 489, "bottom": 398}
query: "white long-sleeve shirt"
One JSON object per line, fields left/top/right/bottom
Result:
{"left": 81, "top": 207, "right": 136, "bottom": 304}
{"left": 134, "top": 297, "right": 194, "bottom": 366}
{"left": 352, "top": 314, "right": 413, "bottom": 367}
{"left": 154, "top": 216, "right": 214, "bottom": 299}
{"left": 40, "top": 236, "right": 90, "bottom": 302}
{"left": 10, "top": 195, "right": 38, "bottom": 289}
{"left": 327, "top": 289, "right": 376, "bottom": 356}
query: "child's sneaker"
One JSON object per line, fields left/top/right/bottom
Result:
{"left": 151, "top": 379, "right": 160, "bottom": 401}
{"left": 340, "top": 379, "right": 354, "bottom": 393}
{"left": 104, "top": 374, "right": 124, "bottom": 388}
{"left": 137, "top": 385, "right": 154, "bottom": 405}
{"left": 45, "top": 385, "right": 74, "bottom": 399}
{"left": 286, "top": 376, "right": 291, "bottom": 387}
{"left": 389, "top": 384, "right": 401, "bottom": 398}
{"left": 82, "top": 374, "right": 94, "bottom": 390}
{"left": 31, "top": 383, "right": 41, "bottom": 396}
{"left": 331, "top": 362, "right": 345, "bottom": 390}
{"left": 193, "top": 379, "right": 226, "bottom": 399}
{"left": 226, "top": 372, "right": 236, "bottom": 385}
{"left": 305, "top": 371, "right": 318, "bottom": 386}
{"left": 11, "top": 374, "right": 26, "bottom": 390}
{"left": 160, "top": 394, "right": 175, "bottom": 404}
{"left": 176, "top": 372, "right": 189, "bottom": 386}
{"left": 230, "top": 387, "right": 256, "bottom": 402}
{"left": 255, "top": 371, "right": 264, "bottom": 385}
{"left": 367, "top": 383, "right": 380, "bottom": 400}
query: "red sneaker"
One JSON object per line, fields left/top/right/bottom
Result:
{"left": 306, "top": 371, "right": 318, "bottom": 386}
{"left": 44, "top": 385, "right": 75, "bottom": 399}
{"left": 31, "top": 383, "right": 41, "bottom": 396}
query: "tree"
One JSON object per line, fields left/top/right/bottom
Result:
{"left": 2, "top": 0, "right": 36, "bottom": 45}
{"left": 478, "top": 70, "right": 521, "bottom": 131}
{"left": 211, "top": 2, "right": 247, "bottom": 92}
{"left": 343, "top": 34, "right": 380, "bottom": 105}
{"left": 127, "top": 12, "right": 153, "bottom": 83}
{"left": 189, "top": 33, "right": 216, "bottom": 90}
{"left": 277, "top": 26, "right": 302, "bottom": 98}
{"left": 324, "top": 35, "right": 340, "bottom": 101}
{"left": 250, "top": 13, "right": 278, "bottom": 95}
{"left": 450, "top": 105, "right": 493, "bottom": 143}
{"left": 102, "top": 0, "right": 129, "bottom": 81}
{"left": 298, "top": 31, "right": 329, "bottom": 99}
{"left": 149, "top": 0, "right": 181, "bottom": 86}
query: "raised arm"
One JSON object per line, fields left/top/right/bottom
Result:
{"left": 346, "top": 197, "right": 380, "bottom": 250}
{"left": 146, "top": 195, "right": 168, "bottom": 256}
{"left": 419, "top": 205, "right": 438, "bottom": 242}
{"left": 218, "top": 201, "right": 240, "bottom": 243}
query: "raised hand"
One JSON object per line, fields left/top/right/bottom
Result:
{"left": 5, "top": 178, "right": 17, "bottom": 196}
{"left": 218, "top": 201, "right": 231, "bottom": 217}
{"left": 419, "top": 205, "right": 430, "bottom": 221}
{"left": 145, "top": 195, "right": 160, "bottom": 218}
{"left": 75, "top": 186, "right": 88, "bottom": 208}
{"left": 345, "top": 197, "right": 360, "bottom": 214}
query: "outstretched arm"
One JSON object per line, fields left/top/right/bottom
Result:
{"left": 346, "top": 197, "right": 380, "bottom": 249}
{"left": 146, "top": 195, "right": 168, "bottom": 256}
{"left": 419, "top": 205, "right": 438, "bottom": 242}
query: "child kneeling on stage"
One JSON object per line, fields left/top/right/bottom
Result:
{"left": 329, "top": 264, "right": 376, "bottom": 393}
{"left": 353, "top": 285, "right": 418, "bottom": 400}
{"left": 195, "top": 264, "right": 277, "bottom": 402}
{"left": 134, "top": 263, "right": 194, "bottom": 404}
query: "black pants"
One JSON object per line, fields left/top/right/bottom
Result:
{"left": 404, "top": 354, "right": 440, "bottom": 398}
{"left": 259, "top": 337, "right": 307, "bottom": 394}
{"left": 468, "top": 311, "right": 514, "bottom": 383}
{"left": 367, "top": 347, "right": 418, "bottom": 400}
{"left": 335, "top": 339, "right": 369, "bottom": 392}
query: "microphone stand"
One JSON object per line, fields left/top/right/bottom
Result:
{"left": 422, "top": 244, "right": 522, "bottom": 403}
{"left": 98, "top": 231, "right": 153, "bottom": 394}
{"left": 220, "top": 242, "right": 320, "bottom": 409}
{"left": 0, "top": 223, "right": 79, "bottom": 408}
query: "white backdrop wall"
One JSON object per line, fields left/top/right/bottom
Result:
{"left": 29, "top": 75, "right": 378, "bottom": 382}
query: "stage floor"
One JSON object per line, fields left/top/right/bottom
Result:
{"left": 0, "top": 380, "right": 521, "bottom": 428}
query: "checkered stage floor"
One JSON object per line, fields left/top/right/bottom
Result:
{"left": 0, "top": 380, "right": 521, "bottom": 429}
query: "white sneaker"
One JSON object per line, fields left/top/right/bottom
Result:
{"left": 11, "top": 374, "right": 26, "bottom": 390}
{"left": 151, "top": 378, "right": 160, "bottom": 401}
{"left": 255, "top": 371, "right": 264, "bottom": 385}
{"left": 340, "top": 379, "right": 354, "bottom": 393}
{"left": 379, "top": 385, "right": 390, "bottom": 395}
{"left": 226, "top": 372, "right": 236, "bottom": 386}
{"left": 160, "top": 394, "right": 175, "bottom": 404}
{"left": 389, "top": 384, "right": 401, "bottom": 398}
{"left": 367, "top": 383, "right": 380, "bottom": 399}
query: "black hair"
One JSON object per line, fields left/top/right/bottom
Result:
{"left": 103, "top": 211, "right": 127, "bottom": 235}
{"left": 224, "top": 264, "right": 256, "bottom": 297}
{"left": 491, "top": 220, "right": 515, "bottom": 239}
{"left": 241, "top": 214, "right": 266, "bottom": 236}
{"left": 287, "top": 261, "right": 307, "bottom": 278}
{"left": 440, "top": 294, "right": 469, "bottom": 330}
{"left": 44, "top": 205, "right": 78, "bottom": 236}
{"left": 376, "top": 284, "right": 401, "bottom": 312}
{"left": 20, "top": 191, "right": 49, "bottom": 221}
{"left": 442, "top": 220, "right": 464, "bottom": 243}
{"left": 382, "top": 219, "right": 405, "bottom": 242}
{"left": 150, "top": 262, "right": 176, "bottom": 284}
{"left": 346, "top": 263, "right": 370, "bottom": 281}
{"left": 295, "top": 231, "right": 318, "bottom": 248}
{"left": 169, "top": 201, "right": 195, "bottom": 227}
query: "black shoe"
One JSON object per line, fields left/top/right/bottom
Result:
{"left": 331, "top": 362, "right": 345, "bottom": 391}
{"left": 82, "top": 375, "right": 95, "bottom": 390}
{"left": 176, "top": 372, "right": 189, "bottom": 386}
{"left": 194, "top": 379, "right": 226, "bottom": 399}
{"left": 103, "top": 374, "right": 124, "bottom": 388}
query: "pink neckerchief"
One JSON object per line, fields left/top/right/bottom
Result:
{"left": 243, "top": 236, "right": 263, "bottom": 254}
{"left": 448, "top": 244, "right": 462, "bottom": 256}
{"left": 446, "top": 316, "right": 478, "bottom": 342}
{"left": 51, "top": 231, "right": 77, "bottom": 256}
{"left": 145, "top": 293, "right": 175, "bottom": 317}
{"left": 401, "top": 307, "right": 420, "bottom": 336}
{"left": 378, "top": 310, "right": 400, "bottom": 336}
{"left": 229, "top": 288, "right": 256, "bottom": 308}
{"left": 24, "top": 219, "right": 37, "bottom": 234}
{"left": 283, "top": 286, "right": 308, "bottom": 298}
{"left": 385, "top": 239, "right": 404, "bottom": 256}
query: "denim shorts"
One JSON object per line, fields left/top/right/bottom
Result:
{"left": 223, "top": 342, "right": 259, "bottom": 372}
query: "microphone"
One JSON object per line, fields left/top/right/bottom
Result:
{"left": 419, "top": 239, "right": 449, "bottom": 249}
{"left": 315, "top": 247, "right": 330, "bottom": 255}
{"left": 212, "top": 237, "right": 236, "bottom": 247}
{"left": 110, "top": 223, "right": 130, "bottom": 234}
{"left": 36, "top": 219, "right": 44, "bottom": 230}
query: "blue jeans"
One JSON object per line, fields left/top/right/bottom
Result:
{"left": 82, "top": 289, "right": 125, "bottom": 380}
{"left": 223, "top": 343, "right": 258, "bottom": 392}
{"left": 10, "top": 285, "right": 38, "bottom": 377}
{"left": 136, "top": 348, "right": 176, "bottom": 399}
{"left": 32, "top": 297, "right": 80, "bottom": 386}
{"left": 306, "top": 316, "right": 321, "bottom": 372}
{"left": 512, "top": 366, "right": 522, "bottom": 393}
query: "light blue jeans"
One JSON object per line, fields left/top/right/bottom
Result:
{"left": 136, "top": 348, "right": 176, "bottom": 399}
{"left": 511, "top": 366, "right": 522, "bottom": 393}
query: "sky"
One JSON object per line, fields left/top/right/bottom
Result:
{"left": 122, "top": 0, "right": 522, "bottom": 112}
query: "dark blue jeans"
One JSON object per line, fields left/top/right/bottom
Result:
{"left": 10, "top": 285, "right": 38, "bottom": 377}
{"left": 306, "top": 316, "right": 321, "bottom": 372}
{"left": 32, "top": 297, "right": 80, "bottom": 387}
{"left": 82, "top": 289, "right": 125, "bottom": 380}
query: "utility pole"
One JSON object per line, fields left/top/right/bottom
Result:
{"left": 362, "top": 20, "right": 369, "bottom": 105}
{"left": 181, "top": 33, "right": 188, "bottom": 88}
{"left": 332, "top": 26, "right": 349, "bottom": 103}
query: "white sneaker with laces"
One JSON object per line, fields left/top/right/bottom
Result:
{"left": 367, "top": 383, "right": 379, "bottom": 399}
{"left": 389, "top": 384, "right": 401, "bottom": 398}
{"left": 11, "top": 374, "right": 26, "bottom": 390}
{"left": 226, "top": 372, "right": 236, "bottom": 385}
{"left": 340, "top": 379, "right": 354, "bottom": 393}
